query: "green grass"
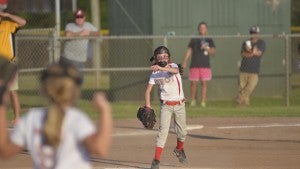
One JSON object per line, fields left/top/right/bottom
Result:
{"left": 186, "top": 106, "right": 300, "bottom": 117}
{"left": 8, "top": 74, "right": 300, "bottom": 120}
{"left": 19, "top": 72, "right": 110, "bottom": 90}
{"left": 78, "top": 99, "right": 300, "bottom": 120}
{"left": 6, "top": 97, "right": 300, "bottom": 121}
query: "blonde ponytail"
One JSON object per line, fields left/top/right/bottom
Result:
{"left": 41, "top": 63, "right": 81, "bottom": 147}
{"left": 43, "top": 105, "right": 64, "bottom": 147}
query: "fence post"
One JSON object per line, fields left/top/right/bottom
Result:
{"left": 94, "top": 38, "right": 101, "bottom": 89}
{"left": 48, "top": 30, "right": 55, "bottom": 64}
{"left": 54, "top": 0, "right": 61, "bottom": 63}
{"left": 91, "top": 0, "right": 101, "bottom": 88}
{"left": 163, "top": 36, "right": 168, "bottom": 47}
{"left": 285, "top": 34, "right": 290, "bottom": 107}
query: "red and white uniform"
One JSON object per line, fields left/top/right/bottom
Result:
{"left": 10, "top": 107, "right": 96, "bottom": 169}
{"left": 148, "top": 63, "right": 187, "bottom": 148}
{"left": 149, "top": 63, "right": 184, "bottom": 101}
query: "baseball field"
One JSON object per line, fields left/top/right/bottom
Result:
{"left": 2, "top": 77, "right": 300, "bottom": 169}
{"left": 1, "top": 102, "right": 300, "bottom": 169}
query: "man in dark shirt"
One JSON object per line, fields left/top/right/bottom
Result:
{"left": 236, "top": 26, "right": 266, "bottom": 106}
{"left": 182, "top": 22, "right": 216, "bottom": 107}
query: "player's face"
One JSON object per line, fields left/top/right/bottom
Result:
{"left": 250, "top": 32, "right": 259, "bottom": 41}
{"left": 198, "top": 24, "right": 207, "bottom": 35}
{"left": 156, "top": 53, "right": 169, "bottom": 62}
{"left": 75, "top": 16, "right": 85, "bottom": 26}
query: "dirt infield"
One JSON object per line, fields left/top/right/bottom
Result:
{"left": 1, "top": 117, "right": 300, "bottom": 169}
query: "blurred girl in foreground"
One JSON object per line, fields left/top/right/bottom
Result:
{"left": 0, "top": 62, "right": 112, "bottom": 169}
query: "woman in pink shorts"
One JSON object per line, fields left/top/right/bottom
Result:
{"left": 182, "top": 22, "right": 216, "bottom": 107}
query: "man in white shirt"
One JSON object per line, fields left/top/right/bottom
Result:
{"left": 61, "top": 9, "right": 99, "bottom": 69}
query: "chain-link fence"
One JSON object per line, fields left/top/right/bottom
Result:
{"left": 14, "top": 31, "right": 300, "bottom": 108}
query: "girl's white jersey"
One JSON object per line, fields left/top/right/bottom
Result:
{"left": 149, "top": 63, "right": 185, "bottom": 101}
{"left": 11, "top": 107, "right": 96, "bottom": 169}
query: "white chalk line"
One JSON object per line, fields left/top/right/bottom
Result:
{"left": 217, "top": 123, "right": 300, "bottom": 129}
{"left": 9, "top": 122, "right": 300, "bottom": 137}
{"left": 113, "top": 122, "right": 300, "bottom": 136}
{"left": 113, "top": 124, "right": 203, "bottom": 137}
{"left": 7, "top": 125, "right": 204, "bottom": 137}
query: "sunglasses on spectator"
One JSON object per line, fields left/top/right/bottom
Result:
{"left": 75, "top": 16, "right": 84, "bottom": 19}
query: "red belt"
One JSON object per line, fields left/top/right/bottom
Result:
{"left": 161, "top": 99, "right": 185, "bottom": 106}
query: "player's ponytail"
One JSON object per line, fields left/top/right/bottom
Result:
{"left": 40, "top": 62, "right": 81, "bottom": 147}
{"left": 43, "top": 104, "right": 65, "bottom": 147}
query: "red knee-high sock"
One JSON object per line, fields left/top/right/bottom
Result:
{"left": 154, "top": 147, "right": 163, "bottom": 161}
{"left": 176, "top": 140, "right": 184, "bottom": 150}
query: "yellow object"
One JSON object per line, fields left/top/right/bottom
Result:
{"left": 291, "top": 26, "right": 300, "bottom": 33}
{"left": 100, "top": 29, "right": 109, "bottom": 35}
{"left": 0, "top": 21, "right": 18, "bottom": 61}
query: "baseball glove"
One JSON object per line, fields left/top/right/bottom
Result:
{"left": 177, "top": 63, "right": 183, "bottom": 76}
{"left": 137, "top": 106, "right": 156, "bottom": 129}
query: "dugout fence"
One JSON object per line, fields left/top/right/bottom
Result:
{"left": 13, "top": 31, "right": 300, "bottom": 108}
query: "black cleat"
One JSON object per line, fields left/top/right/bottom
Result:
{"left": 150, "top": 159, "right": 160, "bottom": 169}
{"left": 173, "top": 148, "right": 188, "bottom": 164}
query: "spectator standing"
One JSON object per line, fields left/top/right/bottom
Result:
{"left": 0, "top": 62, "right": 113, "bottom": 169}
{"left": 236, "top": 26, "right": 266, "bottom": 106}
{"left": 0, "top": 11, "right": 26, "bottom": 125}
{"left": 61, "top": 9, "right": 99, "bottom": 69}
{"left": 182, "top": 21, "right": 216, "bottom": 107}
